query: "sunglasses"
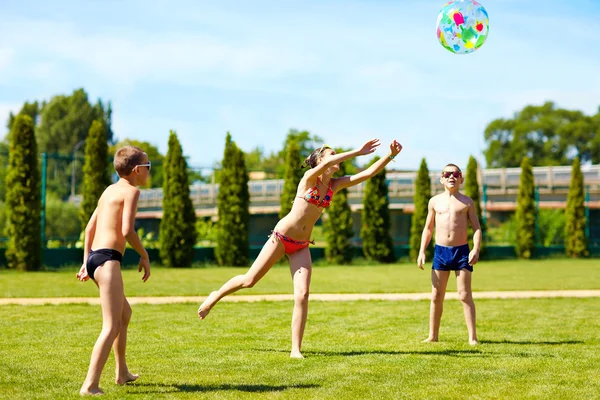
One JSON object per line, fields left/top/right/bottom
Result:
{"left": 441, "top": 170, "right": 461, "bottom": 178}
{"left": 136, "top": 162, "right": 151, "bottom": 171}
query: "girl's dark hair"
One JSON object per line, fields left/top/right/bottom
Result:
{"left": 301, "top": 145, "right": 331, "bottom": 169}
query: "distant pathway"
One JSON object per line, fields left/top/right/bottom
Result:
{"left": 2, "top": 290, "right": 600, "bottom": 305}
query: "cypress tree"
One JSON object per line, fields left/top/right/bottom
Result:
{"left": 564, "top": 157, "right": 588, "bottom": 257}
{"left": 159, "top": 131, "right": 197, "bottom": 267}
{"left": 464, "top": 156, "right": 484, "bottom": 251}
{"left": 80, "top": 120, "right": 111, "bottom": 228}
{"left": 409, "top": 158, "right": 432, "bottom": 261}
{"left": 215, "top": 133, "right": 250, "bottom": 266}
{"left": 5, "top": 115, "right": 42, "bottom": 270}
{"left": 360, "top": 157, "right": 395, "bottom": 263}
{"left": 515, "top": 157, "right": 536, "bottom": 259}
{"left": 324, "top": 155, "right": 354, "bottom": 264}
{"left": 279, "top": 140, "right": 303, "bottom": 218}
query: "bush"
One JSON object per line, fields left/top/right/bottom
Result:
{"left": 565, "top": 157, "right": 588, "bottom": 257}
{"left": 515, "top": 157, "right": 536, "bottom": 258}
{"left": 215, "top": 133, "right": 250, "bottom": 266}
{"left": 5, "top": 115, "right": 42, "bottom": 270}
{"left": 409, "top": 158, "right": 432, "bottom": 261}
{"left": 159, "top": 131, "right": 197, "bottom": 267}
{"left": 360, "top": 156, "right": 395, "bottom": 263}
{"left": 324, "top": 153, "right": 354, "bottom": 264}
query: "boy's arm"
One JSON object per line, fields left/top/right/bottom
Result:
{"left": 83, "top": 208, "right": 98, "bottom": 264}
{"left": 417, "top": 198, "right": 435, "bottom": 269}
{"left": 332, "top": 140, "right": 402, "bottom": 192}
{"left": 123, "top": 189, "right": 151, "bottom": 282}
{"left": 467, "top": 199, "right": 482, "bottom": 265}
{"left": 77, "top": 208, "right": 98, "bottom": 281}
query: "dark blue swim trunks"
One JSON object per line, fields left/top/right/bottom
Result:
{"left": 432, "top": 244, "right": 473, "bottom": 272}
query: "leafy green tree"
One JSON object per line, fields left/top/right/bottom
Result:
{"left": 360, "top": 156, "right": 394, "bottom": 263}
{"left": 565, "top": 157, "right": 588, "bottom": 257}
{"left": 159, "top": 131, "right": 197, "bottom": 267}
{"left": 6, "top": 101, "right": 40, "bottom": 134}
{"left": 464, "top": 156, "right": 484, "bottom": 250}
{"left": 37, "top": 89, "right": 112, "bottom": 154}
{"left": 279, "top": 140, "right": 303, "bottom": 218}
{"left": 80, "top": 120, "right": 111, "bottom": 228}
{"left": 325, "top": 154, "right": 354, "bottom": 264}
{"left": 515, "top": 157, "right": 536, "bottom": 258}
{"left": 5, "top": 115, "right": 42, "bottom": 270}
{"left": 215, "top": 133, "right": 250, "bottom": 266}
{"left": 484, "top": 102, "right": 599, "bottom": 167}
{"left": 409, "top": 158, "right": 432, "bottom": 262}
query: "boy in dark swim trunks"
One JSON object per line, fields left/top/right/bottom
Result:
{"left": 417, "top": 163, "right": 482, "bottom": 345}
{"left": 76, "top": 145, "right": 151, "bottom": 395}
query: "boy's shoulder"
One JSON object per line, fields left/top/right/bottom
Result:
{"left": 458, "top": 192, "right": 474, "bottom": 203}
{"left": 102, "top": 182, "right": 140, "bottom": 199}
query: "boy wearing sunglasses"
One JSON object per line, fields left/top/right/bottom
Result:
{"left": 76, "top": 146, "right": 152, "bottom": 395}
{"left": 417, "top": 163, "right": 482, "bottom": 345}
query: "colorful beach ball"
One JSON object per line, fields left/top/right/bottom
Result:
{"left": 436, "top": 0, "right": 489, "bottom": 54}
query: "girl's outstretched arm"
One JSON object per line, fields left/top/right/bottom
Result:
{"left": 332, "top": 140, "right": 402, "bottom": 193}
{"left": 304, "top": 139, "right": 381, "bottom": 181}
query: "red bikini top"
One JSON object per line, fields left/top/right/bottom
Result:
{"left": 297, "top": 178, "right": 333, "bottom": 208}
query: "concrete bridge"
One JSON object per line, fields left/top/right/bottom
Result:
{"left": 130, "top": 164, "right": 600, "bottom": 219}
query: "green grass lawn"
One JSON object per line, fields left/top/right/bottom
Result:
{"left": 0, "top": 258, "right": 599, "bottom": 298}
{"left": 1, "top": 298, "right": 599, "bottom": 399}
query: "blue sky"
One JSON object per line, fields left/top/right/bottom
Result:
{"left": 1, "top": 0, "right": 599, "bottom": 171}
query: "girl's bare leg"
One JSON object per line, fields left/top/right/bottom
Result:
{"left": 198, "top": 239, "right": 285, "bottom": 319}
{"left": 80, "top": 261, "right": 124, "bottom": 396}
{"left": 288, "top": 247, "right": 312, "bottom": 358}
{"left": 114, "top": 297, "right": 139, "bottom": 385}
{"left": 456, "top": 269, "right": 478, "bottom": 345}
{"left": 423, "top": 270, "right": 450, "bottom": 343}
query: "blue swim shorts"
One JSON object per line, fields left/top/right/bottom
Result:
{"left": 432, "top": 244, "right": 472, "bottom": 272}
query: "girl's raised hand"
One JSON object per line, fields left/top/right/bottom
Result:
{"left": 390, "top": 140, "right": 402, "bottom": 156}
{"left": 358, "top": 139, "right": 381, "bottom": 156}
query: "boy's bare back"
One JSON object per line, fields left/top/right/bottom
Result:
{"left": 92, "top": 182, "right": 140, "bottom": 256}
{"left": 430, "top": 192, "right": 474, "bottom": 247}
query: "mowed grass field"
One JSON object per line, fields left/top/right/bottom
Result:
{"left": 1, "top": 259, "right": 600, "bottom": 399}
{"left": 1, "top": 258, "right": 599, "bottom": 298}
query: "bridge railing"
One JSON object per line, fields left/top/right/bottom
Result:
{"left": 70, "top": 164, "right": 600, "bottom": 209}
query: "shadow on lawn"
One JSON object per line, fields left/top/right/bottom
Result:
{"left": 133, "top": 383, "right": 320, "bottom": 394}
{"left": 481, "top": 339, "right": 584, "bottom": 345}
{"left": 255, "top": 348, "right": 487, "bottom": 357}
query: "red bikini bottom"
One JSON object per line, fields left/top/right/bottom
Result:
{"left": 270, "top": 231, "right": 314, "bottom": 255}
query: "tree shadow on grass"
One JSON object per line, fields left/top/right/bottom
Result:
{"left": 481, "top": 340, "right": 584, "bottom": 345}
{"left": 132, "top": 383, "right": 320, "bottom": 394}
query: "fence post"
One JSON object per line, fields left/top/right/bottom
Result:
{"left": 534, "top": 186, "right": 540, "bottom": 246}
{"left": 41, "top": 152, "right": 47, "bottom": 248}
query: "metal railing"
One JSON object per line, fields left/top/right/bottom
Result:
{"left": 68, "top": 164, "right": 600, "bottom": 209}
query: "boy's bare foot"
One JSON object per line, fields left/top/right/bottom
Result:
{"left": 469, "top": 339, "right": 479, "bottom": 346}
{"left": 116, "top": 372, "right": 139, "bottom": 385}
{"left": 290, "top": 351, "right": 304, "bottom": 359}
{"left": 198, "top": 291, "right": 219, "bottom": 319}
{"left": 80, "top": 387, "right": 104, "bottom": 396}
{"left": 422, "top": 337, "right": 438, "bottom": 343}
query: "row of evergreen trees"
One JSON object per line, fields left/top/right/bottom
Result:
{"left": 2, "top": 115, "right": 590, "bottom": 270}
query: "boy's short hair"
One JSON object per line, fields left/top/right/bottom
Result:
{"left": 443, "top": 163, "right": 461, "bottom": 172}
{"left": 114, "top": 146, "right": 147, "bottom": 177}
